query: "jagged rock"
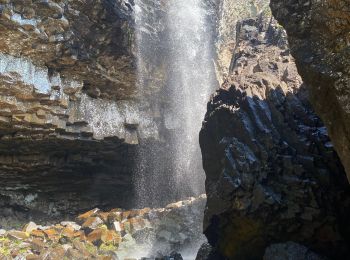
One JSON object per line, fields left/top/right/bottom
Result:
{"left": 0, "top": 196, "right": 206, "bottom": 259}
{"left": 199, "top": 16, "right": 350, "bottom": 259}
{"left": 270, "top": 0, "right": 350, "bottom": 182}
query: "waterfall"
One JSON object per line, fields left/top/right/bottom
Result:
{"left": 165, "top": 0, "right": 216, "bottom": 198}
{"left": 134, "top": 0, "right": 216, "bottom": 207}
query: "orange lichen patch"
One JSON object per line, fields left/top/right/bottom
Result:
{"left": 43, "top": 229, "right": 58, "bottom": 237}
{"left": 77, "top": 208, "right": 100, "bottom": 223}
{"left": 74, "top": 230, "right": 86, "bottom": 241}
{"left": 54, "top": 224, "right": 64, "bottom": 230}
{"left": 98, "top": 212, "right": 109, "bottom": 223}
{"left": 61, "top": 226, "right": 75, "bottom": 238}
{"left": 43, "top": 229, "right": 60, "bottom": 241}
{"left": 87, "top": 229, "right": 105, "bottom": 244}
{"left": 82, "top": 217, "right": 103, "bottom": 230}
{"left": 102, "top": 230, "right": 121, "bottom": 245}
{"left": 30, "top": 230, "right": 45, "bottom": 238}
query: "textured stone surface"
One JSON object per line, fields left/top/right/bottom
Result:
{"left": 199, "top": 16, "right": 350, "bottom": 259}
{"left": 0, "top": 0, "right": 162, "bottom": 221}
{"left": 264, "top": 242, "right": 325, "bottom": 260}
{"left": 0, "top": 0, "right": 136, "bottom": 99}
{"left": 215, "top": 0, "right": 270, "bottom": 82}
{"left": 270, "top": 0, "right": 350, "bottom": 182}
{"left": 0, "top": 196, "right": 206, "bottom": 259}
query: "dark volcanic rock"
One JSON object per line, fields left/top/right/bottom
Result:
{"left": 199, "top": 17, "right": 350, "bottom": 259}
{"left": 270, "top": 0, "right": 350, "bottom": 182}
{"left": 264, "top": 242, "right": 326, "bottom": 260}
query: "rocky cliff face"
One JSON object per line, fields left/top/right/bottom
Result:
{"left": 270, "top": 0, "right": 350, "bottom": 183}
{"left": 0, "top": 0, "right": 220, "bottom": 225}
{"left": 0, "top": 0, "right": 161, "bottom": 224}
{"left": 214, "top": 0, "right": 270, "bottom": 82}
{"left": 199, "top": 16, "right": 350, "bottom": 259}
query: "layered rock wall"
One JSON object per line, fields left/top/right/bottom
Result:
{"left": 0, "top": 0, "right": 161, "bottom": 222}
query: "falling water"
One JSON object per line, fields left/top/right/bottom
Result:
{"left": 132, "top": 0, "right": 216, "bottom": 257}
{"left": 134, "top": 0, "right": 216, "bottom": 205}
{"left": 165, "top": 0, "right": 216, "bottom": 198}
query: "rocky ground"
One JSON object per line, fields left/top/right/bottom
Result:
{"left": 0, "top": 195, "right": 206, "bottom": 260}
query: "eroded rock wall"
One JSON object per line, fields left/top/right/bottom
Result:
{"left": 0, "top": 0, "right": 162, "bottom": 222}
{"left": 270, "top": 0, "right": 350, "bottom": 182}
{"left": 199, "top": 16, "right": 350, "bottom": 259}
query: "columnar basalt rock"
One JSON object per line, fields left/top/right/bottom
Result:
{"left": 270, "top": 0, "right": 350, "bottom": 183}
{"left": 199, "top": 16, "right": 350, "bottom": 259}
{"left": 0, "top": 0, "right": 161, "bottom": 222}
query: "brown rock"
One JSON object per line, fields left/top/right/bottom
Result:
{"left": 87, "top": 228, "right": 105, "bottom": 245}
{"left": 30, "top": 238, "right": 45, "bottom": 252}
{"left": 77, "top": 208, "right": 100, "bottom": 223}
{"left": 98, "top": 212, "right": 110, "bottom": 223}
{"left": 82, "top": 217, "right": 104, "bottom": 230}
{"left": 66, "top": 248, "right": 85, "bottom": 260}
{"left": 26, "top": 254, "right": 41, "bottom": 260}
{"left": 43, "top": 229, "right": 60, "bottom": 242}
{"left": 30, "top": 230, "right": 45, "bottom": 239}
{"left": 72, "top": 240, "right": 92, "bottom": 258}
{"left": 61, "top": 226, "right": 75, "bottom": 239}
{"left": 42, "top": 246, "right": 65, "bottom": 260}
{"left": 103, "top": 230, "right": 121, "bottom": 245}
{"left": 7, "top": 230, "right": 29, "bottom": 240}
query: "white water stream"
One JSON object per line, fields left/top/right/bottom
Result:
{"left": 133, "top": 0, "right": 216, "bottom": 257}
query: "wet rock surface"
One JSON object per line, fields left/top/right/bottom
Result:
{"left": 0, "top": 196, "right": 206, "bottom": 260}
{"left": 270, "top": 0, "right": 350, "bottom": 182}
{"left": 199, "top": 16, "right": 350, "bottom": 259}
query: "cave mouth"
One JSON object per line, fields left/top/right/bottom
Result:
{"left": 0, "top": 137, "right": 137, "bottom": 226}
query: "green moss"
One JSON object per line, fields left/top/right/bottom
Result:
{"left": 0, "top": 246, "right": 10, "bottom": 256}
{"left": 99, "top": 243, "right": 118, "bottom": 252}
{"left": 99, "top": 224, "right": 108, "bottom": 230}
{"left": 0, "top": 237, "right": 10, "bottom": 243}
{"left": 85, "top": 243, "right": 97, "bottom": 254}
